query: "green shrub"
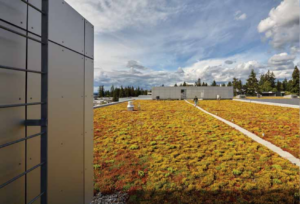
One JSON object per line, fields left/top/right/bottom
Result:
{"left": 138, "top": 171, "right": 145, "bottom": 177}
{"left": 150, "top": 141, "right": 157, "bottom": 146}
{"left": 129, "top": 144, "right": 139, "bottom": 150}
{"left": 232, "top": 169, "right": 242, "bottom": 175}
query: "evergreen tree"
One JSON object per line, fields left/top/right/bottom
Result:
{"left": 282, "top": 78, "right": 288, "bottom": 91}
{"left": 227, "top": 81, "right": 232, "bottom": 86}
{"left": 125, "top": 87, "right": 129, "bottom": 97}
{"left": 270, "top": 71, "right": 276, "bottom": 88}
{"left": 276, "top": 80, "right": 282, "bottom": 92}
{"left": 202, "top": 82, "right": 205, "bottom": 86}
{"left": 287, "top": 80, "right": 293, "bottom": 92}
{"left": 292, "top": 66, "right": 299, "bottom": 95}
{"left": 119, "top": 86, "right": 124, "bottom": 98}
{"left": 259, "top": 74, "right": 265, "bottom": 87}
{"left": 260, "top": 70, "right": 276, "bottom": 88}
{"left": 183, "top": 82, "right": 187, "bottom": 86}
{"left": 222, "top": 83, "right": 225, "bottom": 87}
{"left": 195, "top": 78, "right": 201, "bottom": 86}
{"left": 211, "top": 80, "right": 217, "bottom": 86}
{"left": 174, "top": 83, "right": 178, "bottom": 87}
{"left": 98, "top": 85, "right": 104, "bottom": 98}
{"left": 110, "top": 85, "right": 115, "bottom": 97}
{"left": 261, "top": 81, "right": 272, "bottom": 92}
{"left": 246, "top": 69, "right": 259, "bottom": 96}
{"left": 112, "top": 89, "right": 118, "bottom": 101}
{"left": 232, "top": 78, "right": 239, "bottom": 96}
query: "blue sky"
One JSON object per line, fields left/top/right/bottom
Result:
{"left": 66, "top": 0, "right": 299, "bottom": 91}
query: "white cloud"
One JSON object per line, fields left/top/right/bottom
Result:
{"left": 224, "top": 60, "right": 235, "bottom": 64}
{"left": 290, "top": 46, "right": 300, "bottom": 54}
{"left": 176, "top": 67, "right": 185, "bottom": 74}
{"left": 258, "top": 0, "right": 299, "bottom": 48}
{"left": 268, "top": 52, "right": 295, "bottom": 70}
{"left": 234, "top": 11, "right": 247, "bottom": 21}
{"left": 182, "top": 59, "right": 266, "bottom": 83}
{"left": 126, "top": 60, "right": 147, "bottom": 70}
{"left": 94, "top": 67, "right": 183, "bottom": 89}
{"left": 65, "top": 0, "right": 184, "bottom": 33}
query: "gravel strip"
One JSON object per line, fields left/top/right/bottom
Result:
{"left": 91, "top": 192, "right": 129, "bottom": 204}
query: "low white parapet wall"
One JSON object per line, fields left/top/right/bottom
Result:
{"left": 93, "top": 100, "right": 133, "bottom": 109}
{"left": 233, "top": 99, "right": 299, "bottom": 108}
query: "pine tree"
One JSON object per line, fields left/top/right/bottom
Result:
{"left": 246, "top": 69, "right": 259, "bottom": 96}
{"left": 261, "top": 81, "right": 272, "bottom": 92}
{"left": 232, "top": 78, "right": 239, "bottom": 96}
{"left": 183, "top": 82, "right": 187, "bottom": 86}
{"left": 119, "top": 86, "right": 124, "bottom": 98}
{"left": 211, "top": 80, "right": 217, "bottom": 86}
{"left": 292, "top": 66, "right": 299, "bottom": 95}
{"left": 287, "top": 80, "right": 293, "bottom": 92}
{"left": 110, "top": 85, "right": 115, "bottom": 97}
{"left": 98, "top": 85, "right": 102, "bottom": 98}
{"left": 174, "top": 83, "right": 178, "bottom": 87}
{"left": 113, "top": 89, "right": 118, "bottom": 101}
{"left": 270, "top": 71, "right": 276, "bottom": 88}
{"left": 195, "top": 78, "right": 201, "bottom": 86}
{"left": 276, "top": 80, "right": 282, "bottom": 92}
{"left": 227, "top": 81, "right": 232, "bottom": 86}
{"left": 282, "top": 78, "right": 288, "bottom": 91}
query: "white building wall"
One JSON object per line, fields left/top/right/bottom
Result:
{"left": 152, "top": 86, "right": 233, "bottom": 100}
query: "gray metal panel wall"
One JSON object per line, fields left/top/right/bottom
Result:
{"left": 48, "top": 42, "right": 85, "bottom": 204}
{"left": 0, "top": 0, "right": 27, "bottom": 29}
{"left": 0, "top": 19, "right": 26, "bottom": 204}
{"left": 0, "top": 1, "right": 94, "bottom": 203}
{"left": 26, "top": 35, "right": 42, "bottom": 204}
{"left": 49, "top": 0, "right": 85, "bottom": 54}
{"left": 85, "top": 21, "right": 94, "bottom": 59}
{"left": 84, "top": 58, "right": 94, "bottom": 204}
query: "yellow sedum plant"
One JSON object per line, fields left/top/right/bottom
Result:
{"left": 93, "top": 100, "right": 299, "bottom": 203}
{"left": 194, "top": 100, "right": 300, "bottom": 158}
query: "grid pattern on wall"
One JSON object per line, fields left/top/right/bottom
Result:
{"left": 0, "top": 0, "right": 94, "bottom": 204}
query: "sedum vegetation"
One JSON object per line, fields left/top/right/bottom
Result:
{"left": 93, "top": 100, "right": 299, "bottom": 203}
{"left": 197, "top": 100, "right": 300, "bottom": 158}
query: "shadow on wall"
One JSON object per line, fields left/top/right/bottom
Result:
{"left": 123, "top": 189, "right": 299, "bottom": 204}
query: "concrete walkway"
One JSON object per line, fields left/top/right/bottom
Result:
{"left": 185, "top": 100, "right": 300, "bottom": 167}
{"left": 233, "top": 99, "right": 299, "bottom": 108}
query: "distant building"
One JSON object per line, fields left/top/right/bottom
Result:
{"left": 261, "top": 91, "right": 285, "bottom": 97}
{"left": 152, "top": 86, "right": 233, "bottom": 100}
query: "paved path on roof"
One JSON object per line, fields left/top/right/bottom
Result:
{"left": 185, "top": 100, "right": 300, "bottom": 167}
{"left": 234, "top": 98, "right": 299, "bottom": 107}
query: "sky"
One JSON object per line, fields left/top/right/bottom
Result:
{"left": 65, "top": 0, "right": 300, "bottom": 91}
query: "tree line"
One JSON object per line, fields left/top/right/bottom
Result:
{"left": 173, "top": 66, "right": 299, "bottom": 96}
{"left": 175, "top": 79, "right": 224, "bottom": 87}
{"left": 98, "top": 85, "right": 148, "bottom": 101}
{"left": 98, "top": 66, "right": 299, "bottom": 100}
{"left": 231, "top": 66, "right": 299, "bottom": 96}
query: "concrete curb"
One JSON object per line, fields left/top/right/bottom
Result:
{"left": 233, "top": 99, "right": 299, "bottom": 109}
{"left": 93, "top": 100, "right": 133, "bottom": 109}
{"left": 185, "top": 100, "right": 300, "bottom": 167}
